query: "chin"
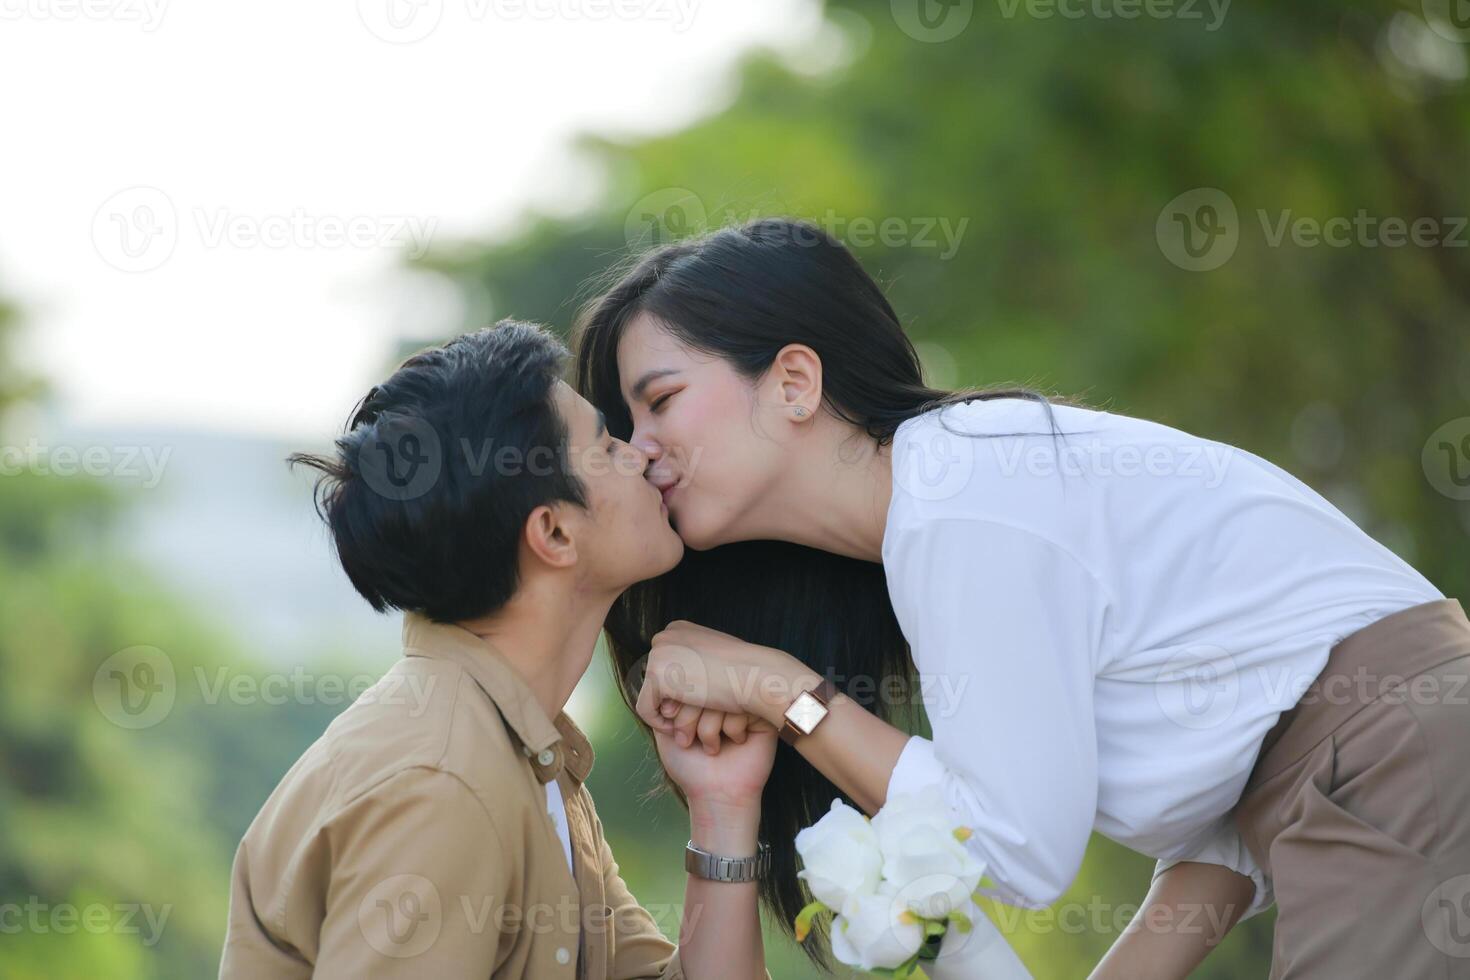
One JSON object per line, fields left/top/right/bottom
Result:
{"left": 672, "top": 516, "right": 730, "bottom": 552}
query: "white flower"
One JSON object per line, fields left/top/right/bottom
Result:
{"left": 830, "top": 885, "right": 925, "bottom": 972}
{"left": 795, "top": 798, "right": 884, "bottom": 910}
{"left": 871, "top": 786, "right": 988, "bottom": 920}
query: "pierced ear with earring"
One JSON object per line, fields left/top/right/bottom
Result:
{"left": 793, "top": 406, "right": 808, "bottom": 418}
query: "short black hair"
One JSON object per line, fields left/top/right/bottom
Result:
{"left": 289, "top": 320, "right": 586, "bottom": 623}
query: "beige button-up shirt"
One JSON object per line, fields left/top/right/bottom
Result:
{"left": 219, "top": 613, "right": 688, "bottom": 979}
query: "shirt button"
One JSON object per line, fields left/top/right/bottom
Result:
{"left": 555, "top": 946, "right": 571, "bottom": 965}
{"left": 537, "top": 749, "right": 556, "bottom": 766}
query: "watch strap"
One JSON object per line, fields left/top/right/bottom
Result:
{"left": 684, "top": 840, "right": 771, "bottom": 882}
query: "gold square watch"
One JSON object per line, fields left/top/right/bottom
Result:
{"left": 778, "top": 678, "right": 838, "bottom": 745}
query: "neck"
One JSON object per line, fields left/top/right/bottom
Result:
{"left": 455, "top": 575, "right": 614, "bottom": 721}
{"left": 742, "top": 417, "right": 894, "bottom": 563}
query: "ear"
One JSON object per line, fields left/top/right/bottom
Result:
{"left": 769, "top": 343, "right": 822, "bottom": 419}
{"left": 522, "top": 503, "right": 578, "bottom": 570}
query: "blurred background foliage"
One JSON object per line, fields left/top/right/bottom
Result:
{"left": 5, "top": 0, "right": 1469, "bottom": 976}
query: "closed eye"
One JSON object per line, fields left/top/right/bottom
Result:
{"left": 650, "top": 392, "right": 674, "bottom": 413}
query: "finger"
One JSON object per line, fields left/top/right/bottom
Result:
{"left": 672, "top": 701, "right": 702, "bottom": 748}
{"left": 660, "top": 698, "right": 680, "bottom": 719}
{"left": 635, "top": 671, "right": 671, "bottom": 732}
{"left": 721, "top": 711, "right": 749, "bottom": 745}
{"left": 745, "top": 715, "right": 779, "bottom": 734}
{"left": 697, "top": 709, "right": 724, "bottom": 755}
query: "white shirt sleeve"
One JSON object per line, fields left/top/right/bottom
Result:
{"left": 1151, "top": 818, "right": 1275, "bottom": 922}
{"left": 883, "top": 516, "right": 1107, "bottom": 909}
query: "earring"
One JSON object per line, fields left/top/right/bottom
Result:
{"left": 793, "top": 407, "right": 808, "bottom": 418}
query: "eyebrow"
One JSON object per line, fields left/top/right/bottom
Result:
{"left": 629, "top": 368, "right": 681, "bottom": 402}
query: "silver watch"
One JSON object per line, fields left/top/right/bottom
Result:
{"left": 684, "top": 840, "right": 771, "bottom": 882}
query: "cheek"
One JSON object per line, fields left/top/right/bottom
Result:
{"left": 666, "top": 385, "right": 761, "bottom": 486}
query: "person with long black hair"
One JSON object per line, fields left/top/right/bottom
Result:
{"left": 572, "top": 218, "right": 1470, "bottom": 977}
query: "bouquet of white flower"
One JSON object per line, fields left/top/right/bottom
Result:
{"left": 793, "top": 787, "right": 1033, "bottom": 980}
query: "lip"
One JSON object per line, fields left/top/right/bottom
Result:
{"left": 659, "top": 484, "right": 676, "bottom": 506}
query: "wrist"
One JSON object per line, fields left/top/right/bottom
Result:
{"left": 756, "top": 655, "right": 825, "bottom": 727}
{"left": 688, "top": 798, "right": 762, "bottom": 855}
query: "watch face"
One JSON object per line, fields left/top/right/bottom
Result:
{"left": 786, "top": 691, "right": 829, "bottom": 734}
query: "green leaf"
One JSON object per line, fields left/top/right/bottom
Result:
{"left": 793, "top": 899, "right": 831, "bottom": 943}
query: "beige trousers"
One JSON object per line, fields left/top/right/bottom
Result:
{"left": 1232, "top": 597, "right": 1470, "bottom": 978}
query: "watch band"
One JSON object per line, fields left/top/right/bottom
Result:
{"left": 684, "top": 840, "right": 771, "bottom": 882}
{"left": 779, "top": 678, "right": 838, "bottom": 745}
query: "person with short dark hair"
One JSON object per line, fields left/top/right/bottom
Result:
{"left": 219, "top": 321, "right": 776, "bottom": 979}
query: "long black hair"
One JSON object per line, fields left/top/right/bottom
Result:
{"left": 573, "top": 217, "right": 1082, "bottom": 968}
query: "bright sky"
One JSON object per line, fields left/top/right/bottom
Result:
{"left": 0, "top": 0, "right": 822, "bottom": 438}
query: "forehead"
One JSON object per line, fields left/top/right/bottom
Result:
{"left": 553, "top": 380, "right": 597, "bottom": 432}
{"left": 616, "top": 312, "right": 700, "bottom": 398}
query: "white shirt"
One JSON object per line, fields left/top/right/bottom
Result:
{"left": 545, "top": 779, "right": 574, "bottom": 875}
{"left": 881, "top": 397, "right": 1443, "bottom": 920}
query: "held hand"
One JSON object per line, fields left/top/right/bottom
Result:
{"left": 655, "top": 701, "right": 779, "bottom": 754}
{"left": 636, "top": 620, "right": 818, "bottom": 748}
{"left": 652, "top": 717, "right": 779, "bottom": 809}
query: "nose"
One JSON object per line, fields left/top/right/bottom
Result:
{"left": 629, "top": 423, "right": 662, "bottom": 462}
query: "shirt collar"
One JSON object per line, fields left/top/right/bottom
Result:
{"left": 400, "top": 612, "right": 594, "bottom": 786}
